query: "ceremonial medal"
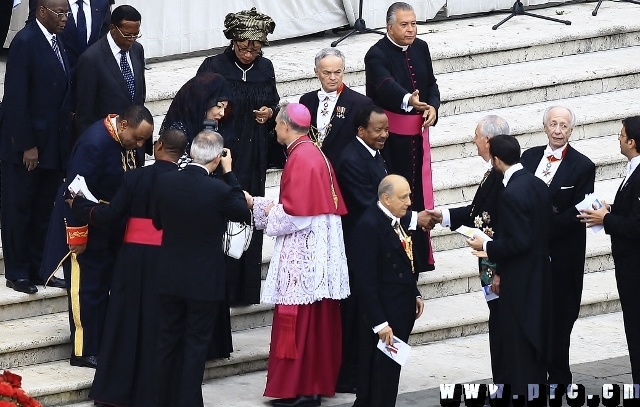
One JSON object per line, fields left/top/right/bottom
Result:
{"left": 336, "top": 106, "right": 346, "bottom": 119}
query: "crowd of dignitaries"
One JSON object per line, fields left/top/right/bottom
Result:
{"left": 4, "top": 1, "right": 640, "bottom": 407}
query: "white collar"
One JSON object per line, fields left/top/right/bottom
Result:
{"left": 377, "top": 201, "right": 400, "bottom": 225}
{"left": 483, "top": 158, "right": 493, "bottom": 171}
{"left": 386, "top": 34, "right": 409, "bottom": 51}
{"left": 627, "top": 155, "right": 640, "bottom": 176}
{"left": 107, "top": 31, "right": 123, "bottom": 57}
{"left": 187, "top": 162, "right": 210, "bottom": 174}
{"left": 544, "top": 144, "right": 567, "bottom": 160}
{"left": 36, "top": 19, "right": 55, "bottom": 43}
{"left": 318, "top": 88, "right": 338, "bottom": 100}
{"left": 502, "top": 163, "right": 524, "bottom": 187}
{"left": 356, "top": 136, "right": 377, "bottom": 157}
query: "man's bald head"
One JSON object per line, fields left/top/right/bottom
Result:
{"left": 378, "top": 175, "right": 412, "bottom": 218}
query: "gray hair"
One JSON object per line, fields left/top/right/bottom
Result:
{"left": 278, "top": 101, "right": 310, "bottom": 135}
{"left": 314, "top": 48, "right": 345, "bottom": 69}
{"left": 479, "top": 115, "right": 510, "bottom": 138}
{"left": 386, "top": 2, "right": 414, "bottom": 25}
{"left": 543, "top": 105, "right": 576, "bottom": 128}
{"left": 190, "top": 130, "right": 224, "bottom": 164}
{"left": 377, "top": 174, "right": 408, "bottom": 199}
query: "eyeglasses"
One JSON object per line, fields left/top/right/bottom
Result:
{"left": 115, "top": 25, "right": 142, "bottom": 40}
{"left": 43, "top": 6, "right": 72, "bottom": 19}
{"left": 234, "top": 42, "right": 261, "bottom": 56}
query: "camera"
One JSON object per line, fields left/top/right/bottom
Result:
{"left": 203, "top": 119, "right": 218, "bottom": 131}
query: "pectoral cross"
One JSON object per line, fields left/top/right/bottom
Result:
{"left": 320, "top": 97, "right": 330, "bottom": 116}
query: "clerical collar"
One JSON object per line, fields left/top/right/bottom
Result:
{"left": 377, "top": 201, "right": 400, "bottom": 225}
{"left": 544, "top": 144, "right": 568, "bottom": 160}
{"left": 386, "top": 34, "right": 409, "bottom": 51}
{"left": 502, "top": 163, "right": 524, "bottom": 187}
{"left": 187, "top": 162, "right": 210, "bottom": 174}
{"left": 356, "top": 136, "right": 377, "bottom": 157}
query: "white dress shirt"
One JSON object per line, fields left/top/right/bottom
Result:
{"left": 622, "top": 155, "right": 640, "bottom": 187}
{"left": 534, "top": 144, "right": 567, "bottom": 184}
{"left": 107, "top": 32, "right": 134, "bottom": 78}
{"left": 36, "top": 18, "right": 55, "bottom": 43}
{"left": 316, "top": 88, "right": 339, "bottom": 143}
{"left": 70, "top": 0, "right": 92, "bottom": 43}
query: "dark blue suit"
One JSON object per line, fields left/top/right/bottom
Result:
{"left": 0, "top": 20, "right": 73, "bottom": 283}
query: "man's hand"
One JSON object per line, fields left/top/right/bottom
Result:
{"left": 265, "top": 202, "right": 275, "bottom": 216}
{"left": 409, "top": 90, "right": 430, "bottom": 111}
{"left": 243, "top": 191, "right": 254, "bottom": 209}
{"left": 415, "top": 297, "right": 424, "bottom": 319}
{"left": 467, "top": 234, "right": 485, "bottom": 251}
{"left": 490, "top": 274, "right": 501, "bottom": 296}
{"left": 23, "top": 147, "right": 38, "bottom": 171}
{"left": 472, "top": 250, "right": 488, "bottom": 258}
{"left": 219, "top": 148, "right": 232, "bottom": 173}
{"left": 253, "top": 106, "right": 272, "bottom": 124}
{"left": 422, "top": 105, "right": 437, "bottom": 127}
{"left": 419, "top": 209, "right": 442, "bottom": 230}
{"left": 69, "top": 243, "right": 86, "bottom": 254}
{"left": 577, "top": 200, "right": 609, "bottom": 227}
{"left": 378, "top": 326, "right": 394, "bottom": 346}
{"left": 65, "top": 197, "right": 75, "bottom": 208}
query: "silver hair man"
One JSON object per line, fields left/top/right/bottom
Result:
{"left": 543, "top": 105, "right": 576, "bottom": 128}
{"left": 190, "top": 130, "right": 224, "bottom": 164}
{"left": 479, "top": 115, "right": 511, "bottom": 138}
{"left": 386, "top": 1, "right": 414, "bottom": 25}
{"left": 314, "top": 48, "right": 345, "bottom": 69}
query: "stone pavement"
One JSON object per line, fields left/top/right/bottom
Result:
{"left": 187, "top": 311, "right": 630, "bottom": 407}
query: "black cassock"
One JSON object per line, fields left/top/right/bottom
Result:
{"left": 198, "top": 48, "right": 281, "bottom": 305}
{"left": 72, "top": 160, "right": 233, "bottom": 407}
{"left": 365, "top": 35, "right": 440, "bottom": 273}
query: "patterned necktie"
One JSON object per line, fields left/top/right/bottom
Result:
{"left": 479, "top": 169, "right": 491, "bottom": 187}
{"left": 120, "top": 50, "right": 135, "bottom": 102}
{"left": 51, "top": 36, "right": 65, "bottom": 71}
{"left": 76, "top": 0, "right": 87, "bottom": 51}
{"left": 375, "top": 151, "right": 387, "bottom": 174}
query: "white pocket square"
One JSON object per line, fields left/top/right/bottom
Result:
{"left": 560, "top": 186, "right": 574, "bottom": 189}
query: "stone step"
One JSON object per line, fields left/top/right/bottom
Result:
{"left": 433, "top": 133, "right": 624, "bottom": 207}
{"left": 141, "top": 2, "right": 640, "bottom": 117}
{"left": 18, "top": 268, "right": 619, "bottom": 406}
{"left": 0, "top": 286, "right": 67, "bottom": 323}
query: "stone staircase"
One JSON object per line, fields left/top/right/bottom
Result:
{"left": 0, "top": 2, "right": 639, "bottom": 405}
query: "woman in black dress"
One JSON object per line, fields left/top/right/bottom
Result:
{"left": 197, "top": 8, "right": 282, "bottom": 306}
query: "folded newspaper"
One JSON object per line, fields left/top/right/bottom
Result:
{"left": 68, "top": 175, "right": 99, "bottom": 203}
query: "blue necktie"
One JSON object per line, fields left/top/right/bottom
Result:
{"left": 120, "top": 51, "right": 135, "bottom": 102}
{"left": 51, "top": 36, "right": 65, "bottom": 71}
{"left": 76, "top": 0, "right": 87, "bottom": 51}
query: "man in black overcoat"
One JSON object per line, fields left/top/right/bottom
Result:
{"left": 0, "top": 0, "right": 73, "bottom": 294}
{"left": 521, "top": 106, "right": 595, "bottom": 388}
{"left": 468, "top": 135, "right": 552, "bottom": 398}
{"left": 75, "top": 4, "right": 148, "bottom": 165}
{"left": 579, "top": 116, "right": 640, "bottom": 384}
{"left": 428, "top": 115, "right": 510, "bottom": 386}
{"left": 151, "top": 131, "right": 251, "bottom": 407}
{"left": 299, "top": 47, "right": 372, "bottom": 166}
{"left": 349, "top": 175, "right": 424, "bottom": 407}
{"left": 364, "top": 2, "right": 440, "bottom": 273}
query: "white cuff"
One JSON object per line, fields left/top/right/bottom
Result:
{"left": 373, "top": 321, "right": 389, "bottom": 333}
{"left": 401, "top": 93, "right": 414, "bottom": 112}
{"left": 441, "top": 208, "right": 451, "bottom": 228}
{"left": 408, "top": 211, "right": 417, "bottom": 230}
{"left": 483, "top": 240, "right": 488, "bottom": 253}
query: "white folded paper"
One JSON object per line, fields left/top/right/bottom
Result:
{"left": 483, "top": 285, "right": 499, "bottom": 302}
{"left": 455, "top": 225, "right": 493, "bottom": 242}
{"left": 377, "top": 335, "right": 411, "bottom": 366}
{"left": 68, "top": 175, "right": 98, "bottom": 203}
{"left": 13, "top": 0, "right": 21, "bottom": 8}
{"left": 575, "top": 193, "right": 604, "bottom": 234}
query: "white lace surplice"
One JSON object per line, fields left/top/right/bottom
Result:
{"left": 253, "top": 197, "right": 350, "bottom": 305}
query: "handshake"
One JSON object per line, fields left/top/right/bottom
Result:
{"left": 417, "top": 209, "right": 443, "bottom": 231}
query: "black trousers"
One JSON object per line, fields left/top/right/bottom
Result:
{"left": 547, "top": 261, "right": 584, "bottom": 385}
{"left": 0, "top": 161, "right": 62, "bottom": 282}
{"left": 615, "top": 256, "right": 640, "bottom": 383}
{"left": 335, "top": 293, "right": 359, "bottom": 390}
{"left": 487, "top": 296, "right": 506, "bottom": 384}
{"left": 154, "top": 294, "right": 220, "bottom": 407}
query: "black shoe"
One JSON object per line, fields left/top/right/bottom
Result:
{"left": 32, "top": 276, "right": 66, "bottom": 288}
{"left": 70, "top": 355, "right": 98, "bottom": 369}
{"left": 272, "top": 395, "right": 321, "bottom": 407}
{"left": 335, "top": 383, "right": 357, "bottom": 393}
{"left": 6, "top": 279, "right": 38, "bottom": 294}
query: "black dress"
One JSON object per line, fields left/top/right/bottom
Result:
{"left": 198, "top": 47, "right": 282, "bottom": 305}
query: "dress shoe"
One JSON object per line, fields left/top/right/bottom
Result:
{"left": 272, "top": 395, "right": 321, "bottom": 407}
{"left": 70, "top": 355, "right": 98, "bottom": 369}
{"left": 33, "top": 276, "right": 66, "bottom": 289}
{"left": 6, "top": 279, "right": 38, "bottom": 294}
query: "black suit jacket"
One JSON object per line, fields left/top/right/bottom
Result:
{"left": 486, "top": 168, "right": 552, "bottom": 359}
{"left": 0, "top": 21, "right": 73, "bottom": 170}
{"left": 58, "top": 0, "right": 111, "bottom": 72}
{"left": 349, "top": 204, "right": 420, "bottom": 329}
{"left": 449, "top": 167, "right": 503, "bottom": 243}
{"left": 299, "top": 85, "right": 372, "bottom": 165}
{"left": 152, "top": 165, "right": 250, "bottom": 302}
{"left": 521, "top": 145, "right": 595, "bottom": 275}
{"left": 604, "top": 166, "right": 640, "bottom": 261}
{"left": 75, "top": 34, "right": 146, "bottom": 136}
{"left": 364, "top": 36, "right": 440, "bottom": 124}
